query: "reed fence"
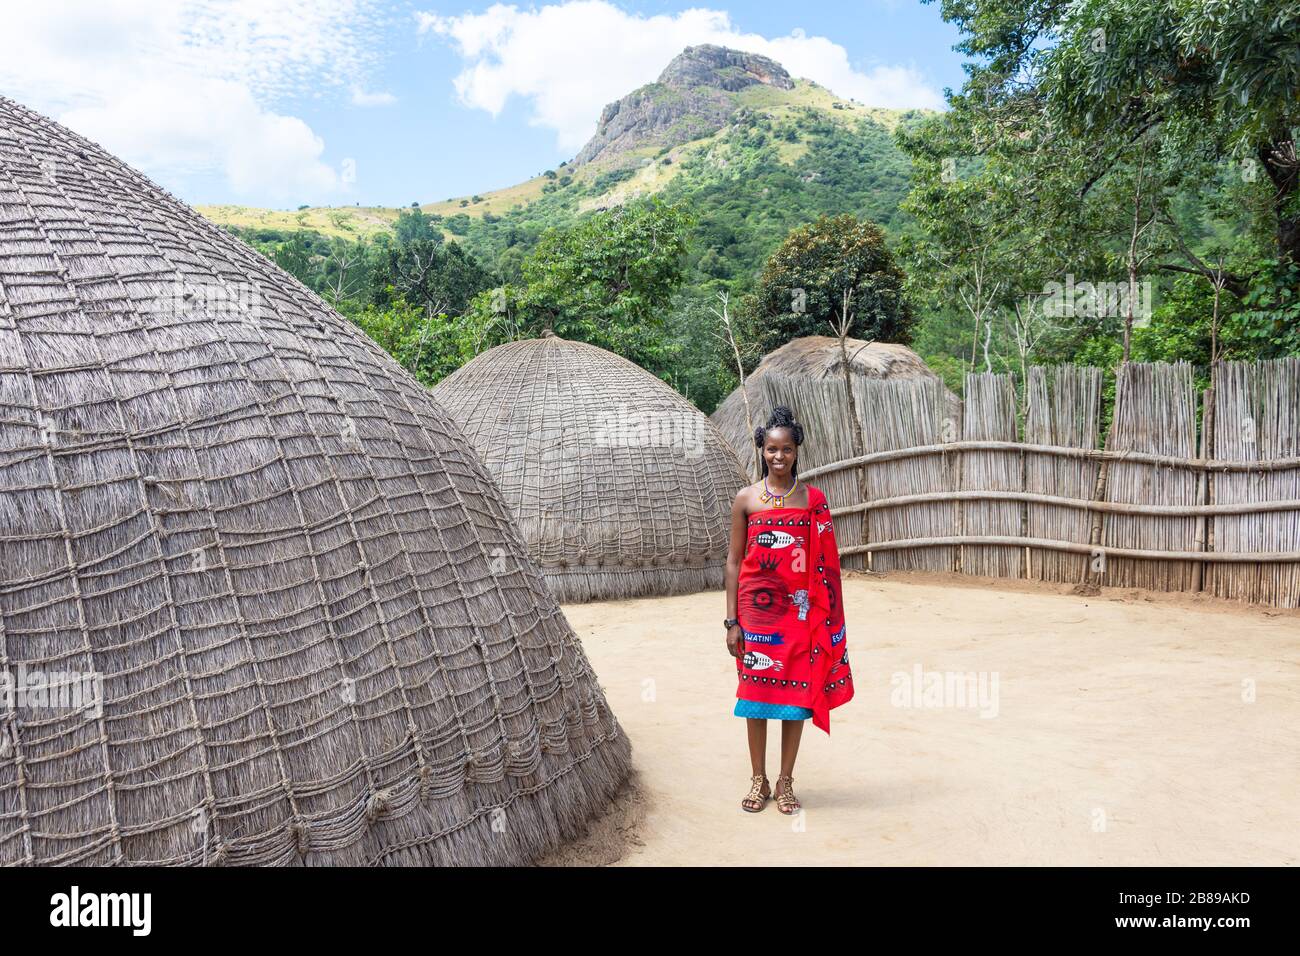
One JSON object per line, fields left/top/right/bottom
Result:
{"left": 771, "top": 358, "right": 1300, "bottom": 609}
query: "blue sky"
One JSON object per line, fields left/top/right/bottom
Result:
{"left": 0, "top": 1, "right": 968, "bottom": 209}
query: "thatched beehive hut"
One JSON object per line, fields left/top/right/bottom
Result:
{"left": 432, "top": 334, "right": 747, "bottom": 603}
{"left": 0, "top": 97, "right": 629, "bottom": 866}
{"left": 712, "top": 336, "right": 953, "bottom": 474}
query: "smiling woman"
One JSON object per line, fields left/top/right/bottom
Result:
{"left": 724, "top": 405, "right": 852, "bottom": 815}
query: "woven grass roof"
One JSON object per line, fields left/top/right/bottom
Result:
{"left": 0, "top": 97, "right": 629, "bottom": 865}
{"left": 432, "top": 333, "right": 747, "bottom": 603}
{"left": 712, "top": 336, "right": 947, "bottom": 474}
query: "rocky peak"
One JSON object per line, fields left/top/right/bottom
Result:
{"left": 657, "top": 45, "right": 794, "bottom": 93}
{"left": 571, "top": 45, "right": 796, "bottom": 169}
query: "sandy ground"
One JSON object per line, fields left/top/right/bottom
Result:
{"left": 557, "top": 570, "right": 1300, "bottom": 866}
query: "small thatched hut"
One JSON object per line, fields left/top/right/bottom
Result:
{"left": 432, "top": 333, "right": 747, "bottom": 603}
{"left": 712, "top": 336, "right": 952, "bottom": 474}
{"left": 0, "top": 97, "right": 629, "bottom": 866}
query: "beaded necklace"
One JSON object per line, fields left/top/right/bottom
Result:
{"left": 759, "top": 475, "right": 798, "bottom": 507}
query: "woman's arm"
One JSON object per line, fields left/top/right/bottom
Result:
{"left": 724, "top": 488, "right": 748, "bottom": 658}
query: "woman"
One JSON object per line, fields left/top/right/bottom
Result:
{"left": 725, "top": 405, "right": 853, "bottom": 814}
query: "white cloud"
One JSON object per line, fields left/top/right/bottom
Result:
{"left": 418, "top": 2, "right": 945, "bottom": 153}
{"left": 0, "top": 0, "right": 385, "bottom": 202}
{"left": 761, "top": 31, "right": 946, "bottom": 111}
{"left": 351, "top": 88, "right": 398, "bottom": 107}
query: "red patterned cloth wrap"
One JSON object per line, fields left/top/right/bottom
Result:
{"left": 735, "top": 485, "right": 852, "bottom": 733}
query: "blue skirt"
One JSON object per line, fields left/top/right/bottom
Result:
{"left": 733, "top": 699, "right": 813, "bottom": 720}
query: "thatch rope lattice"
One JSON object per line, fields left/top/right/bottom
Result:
{"left": 0, "top": 96, "right": 629, "bottom": 866}
{"left": 432, "top": 333, "right": 747, "bottom": 603}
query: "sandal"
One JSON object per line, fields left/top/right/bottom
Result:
{"left": 774, "top": 774, "right": 801, "bottom": 815}
{"left": 741, "top": 774, "right": 771, "bottom": 813}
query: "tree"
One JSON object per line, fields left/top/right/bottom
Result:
{"left": 921, "top": 0, "right": 1300, "bottom": 283}
{"left": 896, "top": 164, "right": 1021, "bottom": 373}
{"left": 830, "top": 288, "right": 869, "bottom": 467}
{"left": 897, "top": 1, "right": 1300, "bottom": 374}
{"left": 469, "top": 197, "right": 692, "bottom": 373}
{"left": 709, "top": 290, "right": 758, "bottom": 477}
{"left": 272, "top": 233, "right": 315, "bottom": 286}
{"left": 349, "top": 297, "right": 500, "bottom": 387}
{"left": 748, "top": 214, "right": 913, "bottom": 358}
{"left": 319, "top": 237, "right": 371, "bottom": 306}
{"left": 370, "top": 240, "right": 496, "bottom": 317}
{"left": 393, "top": 207, "right": 440, "bottom": 245}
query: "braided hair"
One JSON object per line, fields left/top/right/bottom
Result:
{"left": 753, "top": 405, "right": 805, "bottom": 478}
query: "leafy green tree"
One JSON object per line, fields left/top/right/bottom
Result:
{"left": 370, "top": 240, "right": 496, "bottom": 316}
{"left": 318, "top": 236, "right": 373, "bottom": 307}
{"left": 892, "top": 0, "right": 1300, "bottom": 377}
{"left": 349, "top": 297, "right": 502, "bottom": 387}
{"left": 748, "top": 214, "right": 913, "bottom": 357}
{"left": 917, "top": 0, "right": 1299, "bottom": 294}
{"left": 469, "top": 197, "right": 692, "bottom": 372}
{"left": 272, "top": 233, "right": 315, "bottom": 286}
{"left": 394, "top": 207, "right": 441, "bottom": 245}
{"left": 1232, "top": 260, "right": 1300, "bottom": 356}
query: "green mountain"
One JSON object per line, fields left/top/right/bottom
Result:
{"left": 200, "top": 45, "right": 930, "bottom": 288}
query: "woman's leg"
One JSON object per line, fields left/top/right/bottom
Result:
{"left": 740, "top": 718, "right": 772, "bottom": 811}
{"left": 745, "top": 717, "right": 768, "bottom": 775}
{"left": 778, "top": 719, "right": 804, "bottom": 776}
{"left": 773, "top": 720, "right": 804, "bottom": 813}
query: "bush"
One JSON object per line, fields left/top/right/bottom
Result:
{"left": 748, "top": 213, "right": 913, "bottom": 355}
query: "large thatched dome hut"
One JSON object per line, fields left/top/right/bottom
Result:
{"left": 0, "top": 97, "right": 629, "bottom": 866}
{"left": 432, "top": 334, "right": 747, "bottom": 603}
{"left": 712, "top": 336, "right": 953, "bottom": 474}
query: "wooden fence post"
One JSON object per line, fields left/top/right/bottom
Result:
{"left": 951, "top": 400, "right": 964, "bottom": 573}
{"left": 1083, "top": 367, "right": 1123, "bottom": 591}
{"left": 1192, "top": 377, "right": 1217, "bottom": 592}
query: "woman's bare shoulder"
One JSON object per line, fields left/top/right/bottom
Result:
{"left": 733, "top": 482, "right": 760, "bottom": 512}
